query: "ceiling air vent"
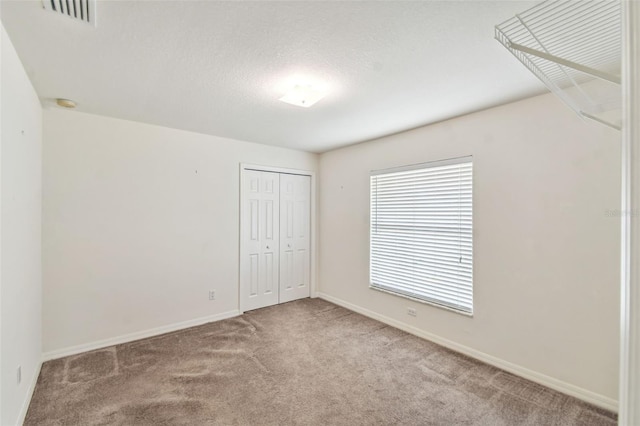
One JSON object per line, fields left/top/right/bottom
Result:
{"left": 42, "top": 0, "right": 97, "bottom": 27}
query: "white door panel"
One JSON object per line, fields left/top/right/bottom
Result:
{"left": 279, "top": 174, "right": 311, "bottom": 303}
{"left": 240, "top": 170, "right": 280, "bottom": 311}
{"left": 240, "top": 169, "right": 311, "bottom": 311}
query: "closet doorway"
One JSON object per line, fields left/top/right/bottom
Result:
{"left": 239, "top": 165, "right": 313, "bottom": 312}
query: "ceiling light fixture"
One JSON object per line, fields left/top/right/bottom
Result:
{"left": 56, "top": 98, "right": 77, "bottom": 108}
{"left": 279, "top": 84, "right": 327, "bottom": 108}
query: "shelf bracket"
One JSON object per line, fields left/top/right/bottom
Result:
{"left": 508, "top": 42, "right": 621, "bottom": 85}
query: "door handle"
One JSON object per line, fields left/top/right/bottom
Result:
{"left": 266, "top": 245, "right": 270, "bottom": 250}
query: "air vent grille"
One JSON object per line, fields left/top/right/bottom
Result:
{"left": 43, "top": 0, "right": 96, "bottom": 27}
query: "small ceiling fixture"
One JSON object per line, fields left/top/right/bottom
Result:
{"left": 279, "top": 84, "right": 327, "bottom": 108}
{"left": 56, "top": 98, "right": 77, "bottom": 108}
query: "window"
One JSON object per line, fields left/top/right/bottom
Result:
{"left": 370, "top": 156, "right": 473, "bottom": 314}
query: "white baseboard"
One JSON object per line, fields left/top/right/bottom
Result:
{"left": 16, "top": 360, "right": 42, "bottom": 426}
{"left": 42, "top": 310, "right": 241, "bottom": 362}
{"left": 317, "top": 292, "right": 618, "bottom": 413}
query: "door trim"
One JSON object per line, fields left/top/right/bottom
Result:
{"left": 619, "top": 0, "right": 640, "bottom": 422}
{"left": 239, "top": 163, "right": 317, "bottom": 313}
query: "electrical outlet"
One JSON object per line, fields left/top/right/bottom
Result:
{"left": 407, "top": 307, "right": 417, "bottom": 317}
{"left": 17, "top": 366, "right": 21, "bottom": 385}
{"left": 209, "top": 290, "right": 215, "bottom": 300}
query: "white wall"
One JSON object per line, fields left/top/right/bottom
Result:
{"left": 1, "top": 25, "right": 43, "bottom": 426}
{"left": 318, "top": 93, "right": 620, "bottom": 407}
{"left": 42, "top": 109, "right": 317, "bottom": 355}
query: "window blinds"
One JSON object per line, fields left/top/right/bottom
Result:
{"left": 370, "top": 156, "right": 473, "bottom": 314}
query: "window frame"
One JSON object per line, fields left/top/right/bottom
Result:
{"left": 369, "top": 156, "right": 474, "bottom": 316}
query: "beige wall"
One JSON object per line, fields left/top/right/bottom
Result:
{"left": 318, "top": 92, "right": 620, "bottom": 406}
{"left": 1, "top": 25, "right": 43, "bottom": 425}
{"left": 42, "top": 109, "right": 318, "bottom": 355}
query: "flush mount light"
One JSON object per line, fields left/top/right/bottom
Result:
{"left": 279, "top": 84, "right": 327, "bottom": 108}
{"left": 56, "top": 98, "right": 77, "bottom": 108}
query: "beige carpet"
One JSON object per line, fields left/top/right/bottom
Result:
{"left": 26, "top": 298, "right": 616, "bottom": 425}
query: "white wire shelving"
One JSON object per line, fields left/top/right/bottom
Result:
{"left": 496, "top": 0, "right": 621, "bottom": 130}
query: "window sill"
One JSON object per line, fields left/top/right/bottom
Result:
{"left": 369, "top": 285, "right": 474, "bottom": 317}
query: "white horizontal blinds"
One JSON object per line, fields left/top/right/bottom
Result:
{"left": 370, "top": 157, "right": 473, "bottom": 314}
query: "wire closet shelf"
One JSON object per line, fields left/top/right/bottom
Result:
{"left": 495, "top": 0, "right": 621, "bottom": 130}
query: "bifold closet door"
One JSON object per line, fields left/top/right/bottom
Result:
{"left": 279, "top": 174, "right": 311, "bottom": 303}
{"left": 240, "top": 171, "right": 280, "bottom": 312}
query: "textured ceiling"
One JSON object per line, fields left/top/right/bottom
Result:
{"left": 1, "top": 0, "right": 545, "bottom": 153}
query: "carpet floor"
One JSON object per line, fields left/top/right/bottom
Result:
{"left": 25, "top": 298, "right": 616, "bottom": 425}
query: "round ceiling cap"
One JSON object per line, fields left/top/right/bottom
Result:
{"left": 56, "top": 98, "right": 76, "bottom": 108}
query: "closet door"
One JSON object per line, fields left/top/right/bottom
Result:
{"left": 240, "top": 171, "right": 280, "bottom": 311}
{"left": 279, "top": 174, "right": 311, "bottom": 303}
